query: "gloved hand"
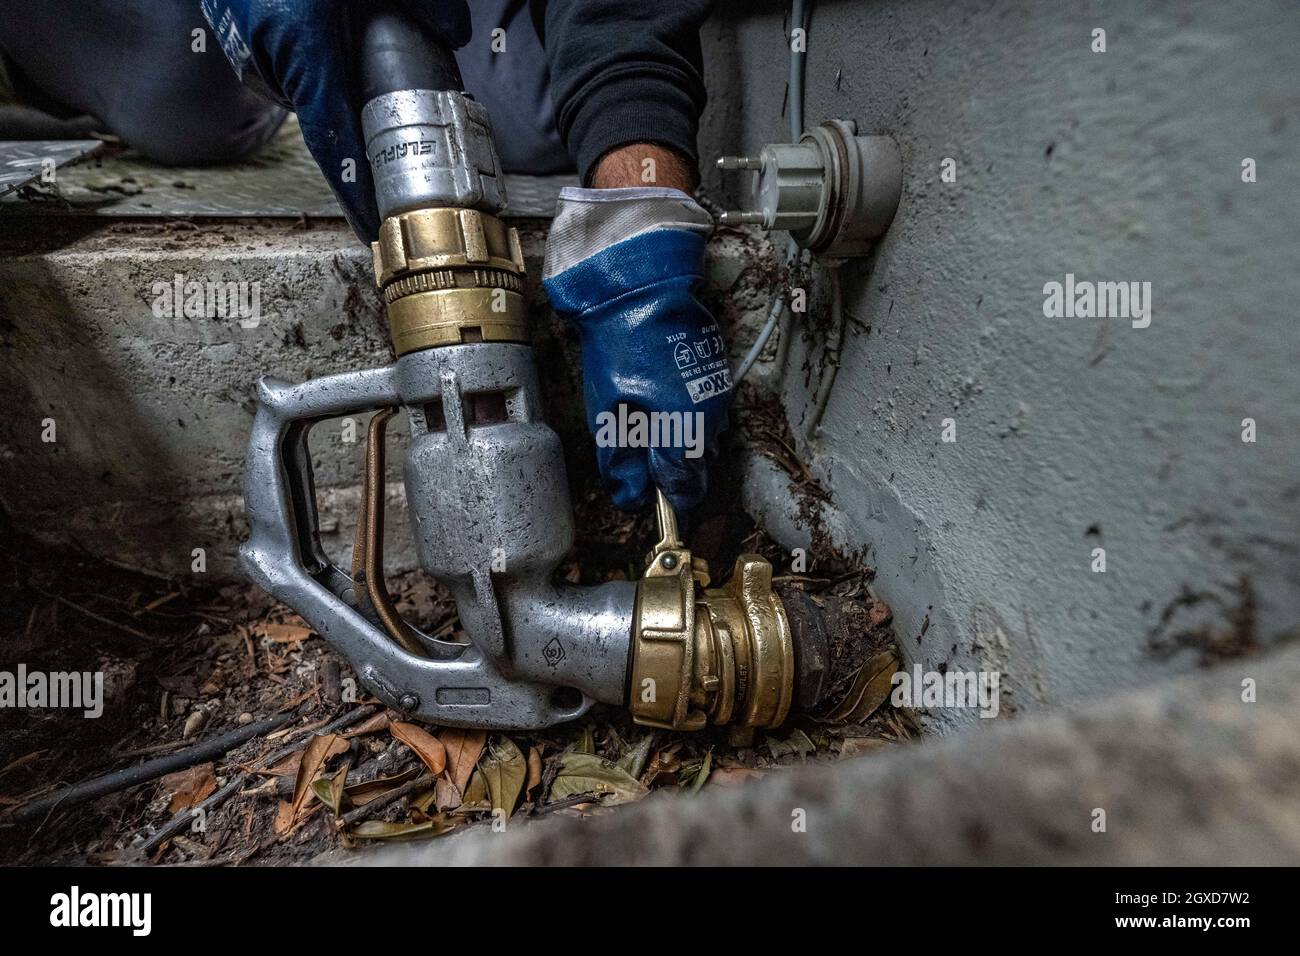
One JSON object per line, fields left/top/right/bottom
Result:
{"left": 542, "top": 187, "right": 732, "bottom": 514}
{"left": 200, "top": 0, "right": 470, "bottom": 241}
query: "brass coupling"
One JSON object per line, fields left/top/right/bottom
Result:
{"left": 630, "top": 492, "right": 794, "bottom": 731}
{"left": 371, "top": 207, "right": 528, "bottom": 355}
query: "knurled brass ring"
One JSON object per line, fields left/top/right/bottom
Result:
{"left": 371, "top": 207, "right": 529, "bottom": 356}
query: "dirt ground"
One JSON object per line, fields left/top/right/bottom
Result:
{"left": 0, "top": 392, "right": 913, "bottom": 865}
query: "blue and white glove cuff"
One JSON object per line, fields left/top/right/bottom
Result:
{"left": 542, "top": 186, "right": 713, "bottom": 280}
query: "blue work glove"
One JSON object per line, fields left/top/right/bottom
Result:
{"left": 543, "top": 187, "right": 732, "bottom": 514}
{"left": 200, "top": 0, "right": 471, "bottom": 241}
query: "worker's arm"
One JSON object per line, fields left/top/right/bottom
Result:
{"left": 539, "top": 1, "right": 729, "bottom": 514}
{"left": 199, "top": 0, "right": 471, "bottom": 241}
{"left": 539, "top": 0, "right": 711, "bottom": 188}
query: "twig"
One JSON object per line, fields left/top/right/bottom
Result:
{"left": 336, "top": 771, "right": 435, "bottom": 828}
{"left": 536, "top": 792, "right": 599, "bottom": 815}
{"left": 33, "top": 588, "right": 157, "bottom": 642}
{"left": 810, "top": 567, "right": 869, "bottom": 594}
{"left": 139, "top": 705, "right": 377, "bottom": 854}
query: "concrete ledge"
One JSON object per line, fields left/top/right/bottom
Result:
{"left": 0, "top": 218, "right": 780, "bottom": 579}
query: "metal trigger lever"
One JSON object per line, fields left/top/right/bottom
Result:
{"left": 646, "top": 489, "right": 710, "bottom": 587}
{"left": 351, "top": 408, "right": 427, "bottom": 657}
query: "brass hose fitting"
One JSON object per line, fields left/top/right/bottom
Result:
{"left": 630, "top": 492, "right": 794, "bottom": 731}
{"left": 371, "top": 207, "right": 528, "bottom": 356}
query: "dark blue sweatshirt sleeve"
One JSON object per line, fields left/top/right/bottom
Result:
{"left": 536, "top": 0, "right": 712, "bottom": 184}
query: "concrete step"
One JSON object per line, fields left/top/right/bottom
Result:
{"left": 0, "top": 217, "right": 780, "bottom": 579}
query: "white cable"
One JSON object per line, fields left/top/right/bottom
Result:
{"left": 734, "top": 292, "right": 786, "bottom": 385}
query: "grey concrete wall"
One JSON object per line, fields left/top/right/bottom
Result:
{"left": 701, "top": 0, "right": 1300, "bottom": 723}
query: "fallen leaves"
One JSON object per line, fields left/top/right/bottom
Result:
{"left": 343, "top": 767, "right": 422, "bottom": 807}
{"left": 349, "top": 818, "right": 453, "bottom": 842}
{"left": 525, "top": 746, "right": 543, "bottom": 797}
{"left": 310, "top": 761, "right": 351, "bottom": 815}
{"left": 837, "top": 737, "right": 893, "bottom": 760}
{"left": 161, "top": 763, "right": 218, "bottom": 813}
{"left": 821, "top": 648, "right": 899, "bottom": 724}
{"left": 253, "top": 621, "right": 315, "bottom": 645}
{"left": 389, "top": 721, "right": 447, "bottom": 776}
{"left": 435, "top": 728, "right": 486, "bottom": 810}
{"left": 479, "top": 737, "right": 527, "bottom": 816}
{"left": 766, "top": 728, "right": 815, "bottom": 760}
{"left": 551, "top": 752, "right": 648, "bottom": 807}
{"left": 707, "top": 767, "right": 766, "bottom": 787}
{"left": 342, "top": 711, "right": 390, "bottom": 738}
{"left": 276, "top": 732, "right": 347, "bottom": 836}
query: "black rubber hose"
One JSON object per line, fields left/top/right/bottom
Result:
{"left": 10, "top": 712, "right": 294, "bottom": 823}
{"left": 359, "top": 3, "right": 464, "bottom": 101}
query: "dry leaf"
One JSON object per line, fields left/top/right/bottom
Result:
{"left": 641, "top": 748, "right": 681, "bottom": 787}
{"left": 311, "top": 759, "right": 351, "bottom": 815}
{"left": 0, "top": 751, "right": 43, "bottom": 781}
{"left": 290, "top": 733, "right": 346, "bottom": 822}
{"left": 434, "top": 777, "right": 461, "bottom": 812}
{"left": 437, "top": 727, "right": 486, "bottom": 809}
{"left": 551, "top": 752, "right": 648, "bottom": 807}
{"left": 480, "top": 737, "right": 526, "bottom": 816}
{"left": 341, "top": 712, "right": 390, "bottom": 739}
{"left": 462, "top": 769, "right": 489, "bottom": 808}
{"left": 263, "top": 751, "right": 303, "bottom": 778}
{"left": 526, "top": 746, "right": 543, "bottom": 795}
{"left": 707, "top": 767, "right": 765, "bottom": 787}
{"left": 390, "top": 721, "right": 447, "bottom": 775}
{"left": 867, "top": 600, "right": 893, "bottom": 627}
{"left": 255, "top": 622, "right": 314, "bottom": 644}
{"left": 766, "top": 728, "right": 815, "bottom": 760}
{"left": 838, "top": 737, "right": 893, "bottom": 760}
{"left": 823, "top": 649, "right": 899, "bottom": 723}
{"left": 162, "top": 762, "right": 218, "bottom": 813}
{"left": 347, "top": 817, "right": 453, "bottom": 841}
{"left": 273, "top": 799, "right": 296, "bottom": 836}
{"left": 410, "top": 786, "right": 440, "bottom": 816}
{"left": 344, "top": 766, "right": 422, "bottom": 806}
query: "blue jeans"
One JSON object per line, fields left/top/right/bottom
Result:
{"left": 0, "top": 0, "right": 570, "bottom": 173}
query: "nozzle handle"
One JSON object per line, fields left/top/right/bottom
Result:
{"left": 240, "top": 366, "right": 570, "bottom": 729}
